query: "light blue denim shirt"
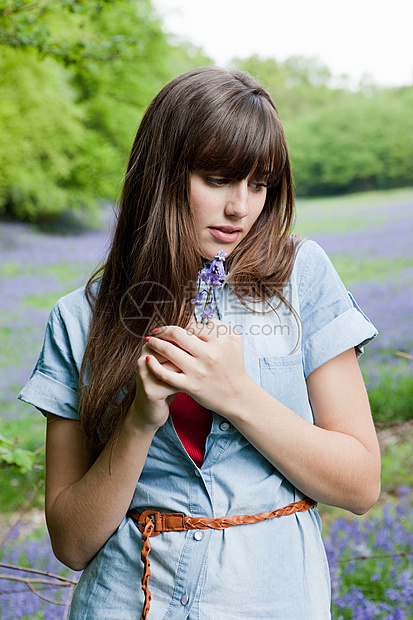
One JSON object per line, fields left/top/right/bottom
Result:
{"left": 18, "top": 240, "right": 377, "bottom": 619}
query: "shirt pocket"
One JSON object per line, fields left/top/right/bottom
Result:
{"left": 259, "top": 353, "right": 313, "bottom": 423}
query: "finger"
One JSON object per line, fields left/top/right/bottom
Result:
{"left": 142, "top": 343, "right": 181, "bottom": 372}
{"left": 148, "top": 325, "right": 204, "bottom": 357}
{"left": 142, "top": 343, "right": 170, "bottom": 365}
{"left": 145, "top": 354, "right": 187, "bottom": 391}
{"left": 145, "top": 335, "right": 194, "bottom": 371}
{"left": 138, "top": 347, "right": 171, "bottom": 380}
{"left": 139, "top": 347, "right": 182, "bottom": 378}
{"left": 162, "top": 360, "right": 183, "bottom": 373}
{"left": 137, "top": 353, "right": 181, "bottom": 403}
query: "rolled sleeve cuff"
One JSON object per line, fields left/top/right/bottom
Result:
{"left": 303, "top": 307, "right": 378, "bottom": 378}
{"left": 18, "top": 371, "right": 80, "bottom": 420}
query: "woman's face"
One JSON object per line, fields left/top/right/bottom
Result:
{"left": 189, "top": 170, "right": 268, "bottom": 260}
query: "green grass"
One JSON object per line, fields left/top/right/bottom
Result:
{"left": 368, "top": 374, "right": 413, "bottom": 423}
{"left": 294, "top": 187, "right": 413, "bottom": 235}
{"left": 0, "top": 326, "right": 12, "bottom": 341}
{"left": 330, "top": 255, "right": 413, "bottom": 287}
{"left": 24, "top": 290, "right": 75, "bottom": 311}
{"left": 380, "top": 441, "right": 413, "bottom": 492}
{"left": 0, "top": 261, "right": 91, "bottom": 281}
{"left": 0, "top": 262, "right": 21, "bottom": 277}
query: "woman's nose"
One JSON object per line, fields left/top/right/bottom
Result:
{"left": 225, "top": 181, "right": 249, "bottom": 218}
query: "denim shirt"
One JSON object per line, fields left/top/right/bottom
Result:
{"left": 18, "top": 240, "right": 377, "bottom": 619}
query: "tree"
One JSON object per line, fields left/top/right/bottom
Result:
{"left": 231, "top": 53, "right": 342, "bottom": 120}
{"left": 0, "top": 0, "right": 136, "bottom": 65}
{"left": 0, "top": 46, "right": 91, "bottom": 219}
{"left": 0, "top": 0, "right": 212, "bottom": 220}
{"left": 285, "top": 89, "right": 413, "bottom": 196}
{"left": 231, "top": 53, "right": 413, "bottom": 195}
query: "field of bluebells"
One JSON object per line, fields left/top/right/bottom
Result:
{"left": 1, "top": 189, "right": 412, "bottom": 618}
{"left": 295, "top": 188, "right": 413, "bottom": 411}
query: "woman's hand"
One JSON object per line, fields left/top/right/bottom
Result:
{"left": 145, "top": 326, "right": 381, "bottom": 514}
{"left": 129, "top": 345, "right": 181, "bottom": 432}
{"left": 144, "top": 319, "right": 249, "bottom": 414}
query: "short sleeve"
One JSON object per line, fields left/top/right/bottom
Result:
{"left": 17, "top": 289, "right": 91, "bottom": 420}
{"left": 297, "top": 241, "right": 377, "bottom": 377}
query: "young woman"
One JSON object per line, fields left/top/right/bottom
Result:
{"left": 19, "top": 66, "right": 381, "bottom": 619}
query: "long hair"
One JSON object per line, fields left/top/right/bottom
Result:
{"left": 80, "top": 66, "right": 299, "bottom": 451}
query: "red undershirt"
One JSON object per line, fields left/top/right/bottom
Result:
{"left": 169, "top": 392, "right": 213, "bottom": 468}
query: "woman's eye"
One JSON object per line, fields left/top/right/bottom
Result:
{"left": 205, "top": 177, "right": 228, "bottom": 187}
{"left": 250, "top": 182, "right": 269, "bottom": 192}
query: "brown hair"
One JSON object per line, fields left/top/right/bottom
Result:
{"left": 80, "top": 66, "right": 299, "bottom": 451}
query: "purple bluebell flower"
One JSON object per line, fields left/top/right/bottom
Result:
{"left": 190, "top": 292, "right": 204, "bottom": 307}
{"left": 190, "top": 252, "right": 229, "bottom": 323}
{"left": 324, "top": 485, "right": 413, "bottom": 618}
{"left": 201, "top": 305, "right": 213, "bottom": 321}
{"left": 199, "top": 252, "right": 228, "bottom": 289}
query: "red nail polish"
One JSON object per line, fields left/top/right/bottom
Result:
{"left": 152, "top": 328, "right": 159, "bottom": 334}
{"left": 146, "top": 355, "right": 151, "bottom": 362}
{"left": 145, "top": 336, "right": 151, "bottom": 342}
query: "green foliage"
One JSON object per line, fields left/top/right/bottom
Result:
{"left": 0, "top": 47, "right": 90, "bottom": 219}
{"left": 0, "top": 0, "right": 137, "bottom": 65}
{"left": 71, "top": 0, "right": 173, "bottom": 160}
{"left": 0, "top": 432, "right": 44, "bottom": 474}
{"left": 285, "top": 88, "right": 413, "bottom": 196}
{"left": 0, "top": 464, "right": 45, "bottom": 512}
{"left": 0, "top": 420, "right": 45, "bottom": 512}
{"left": 0, "top": 0, "right": 213, "bottom": 221}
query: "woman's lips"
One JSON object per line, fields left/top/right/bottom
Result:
{"left": 208, "top": 227, "right": 242, "bottom": 243}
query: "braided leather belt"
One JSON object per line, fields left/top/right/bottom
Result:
{"left": 128, "top": 497, "right": 315, "bottom": 619}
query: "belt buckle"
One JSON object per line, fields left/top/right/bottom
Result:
{"left": 138, "top": 510, "right": 162, "bottom": 536}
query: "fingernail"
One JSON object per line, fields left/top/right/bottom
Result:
{"left": 145, "top": 336, "right": 151, "bottom": 342}
{"left": 152, "top": 328, "right": 159, "bottom": 334}
{"left": 146, "top": 355, "right": 151, "bottom": 362}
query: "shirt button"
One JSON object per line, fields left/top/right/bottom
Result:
{"left": 219, "top": 421, "right": 230, "bottom": 431}
{"left": 194, "top": 531, "right": 204, "bottom": 541}
{"left": 181, "top": 594, "right": 189, "bottom": 605}
{"left": 194, "top": 469, "right": 201, "bottom": 477}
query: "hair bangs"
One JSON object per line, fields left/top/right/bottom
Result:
{"left": 190, "top": 93, "right": 284, "bottom": 183}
